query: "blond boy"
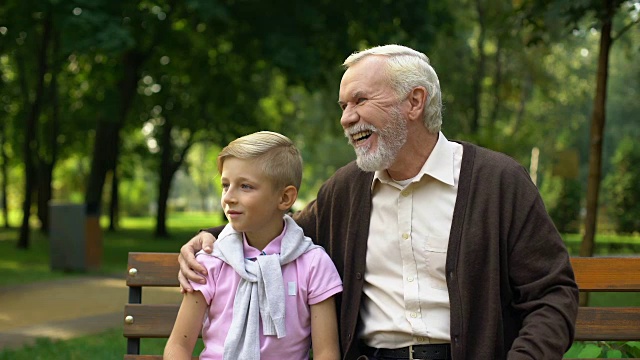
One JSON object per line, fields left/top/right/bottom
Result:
{"left": 165, "top": 131, "right": 342, "bottom": 360}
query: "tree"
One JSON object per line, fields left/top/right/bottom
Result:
{"left": 16, "top": 4, "right": 53, "bottom": 249}
{"left": 517, "top": 0, "right": 639, "bottom": 256}
{"left": 0, "top": 65, "right": 11, "bottom": 228}
{"left": 578, "top": 0, "right": 639, "bottom": 257}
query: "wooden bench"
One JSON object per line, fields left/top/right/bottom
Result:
{"left": 123, "top": 253, "right": 640, "bottom": 359}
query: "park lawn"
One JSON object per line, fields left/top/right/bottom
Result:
{"left": 0, "top": 327, "right": 205, "bottom": 360}
{"left": 0, "top": 212, "right": 222, "bottom": 287}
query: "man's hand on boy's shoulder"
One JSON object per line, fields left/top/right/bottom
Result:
{"left": 178, "top": 231, "right": 216, "bottom": 292}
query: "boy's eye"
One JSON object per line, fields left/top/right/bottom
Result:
{"left": 221, "top": 183, "right": 229, "bottom": 190}
{"left": 241, "top": 184, "right": 253, "bottom": 190}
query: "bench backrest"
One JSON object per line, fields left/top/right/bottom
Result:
{"left": 123, "top": 253, "right": 640, "bottom": 359}
{"left": 124, "top": 252, "right": 196, "bottom": 360}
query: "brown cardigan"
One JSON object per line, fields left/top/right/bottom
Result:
{"left": 208, "top": 141, "right": 579, "bottom": 359}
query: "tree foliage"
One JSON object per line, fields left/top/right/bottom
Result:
{"left": 0, "top": 0, "right": 639, "bottom": 243}
{"left": 604, "top": 137, "right": 640, "bottom": 233}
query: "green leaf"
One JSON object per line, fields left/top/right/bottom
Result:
{"left": 564, "top": 343, "right": 585, "bottom": 358}
{"left": 605, "top": 349, "right": 623, "bottom": 358}
{"left": 626, "top": 341, "right": 640, "bottom": 350}
{"left": 624, "top": 341, "right": 640, "bottom": 357}
{"left": 577, "top": 344, "right": 604, "bottom": 358}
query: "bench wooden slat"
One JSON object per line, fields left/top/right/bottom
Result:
{"left": 575, "top": 307, "right": 640, "bottom": 341}
{"left": 124, "top": 305, "right": 640, "bottom": 342}
{"left": 127, "top": 252, "right": 181, "bottom": 287}
{"left": 123, "top": 304, "right": 181, "bottom": 338}
{"left": 127, "top": 254, "right": 640, "bottom": 290}
{"left": 571, "top": 257, "right": 640, "bottom": 291}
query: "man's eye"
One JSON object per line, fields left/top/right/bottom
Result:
{"left": 356, "top": 98, "right": 367, "bottom": 104}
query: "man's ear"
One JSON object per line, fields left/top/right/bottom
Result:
{"left": 278, "top": 185, "right": 298, "bottom": 211}
{"left": 407, "top": 86, "right": 427, "bottom": 122}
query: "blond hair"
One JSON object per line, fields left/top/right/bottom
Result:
{"left": 217, "top": 131, "right": 302, "bottom": 190}
{"left": 343, "top": 44, "right": 442, "bottom": 133}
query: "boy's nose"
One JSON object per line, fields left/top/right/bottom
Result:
{"left": 222, "top": 190, "right": 236, "bottom": 204}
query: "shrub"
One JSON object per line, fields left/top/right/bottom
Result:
{"left": 604, "top": 137, "right": 640, "bottom": 234}
{"left": 549, "top": 178, "right": 582, "bottom": 233}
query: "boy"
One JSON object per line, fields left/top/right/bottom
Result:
{"left": 164, "top": 131, "right": 342, "bottom": 360}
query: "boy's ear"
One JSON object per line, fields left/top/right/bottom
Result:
{"left": 278, "top": 185, "right": 298, "bottom": 211}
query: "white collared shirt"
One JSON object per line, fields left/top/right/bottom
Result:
{"left": 359, "top": 132, "right": 463, "bottom": 348}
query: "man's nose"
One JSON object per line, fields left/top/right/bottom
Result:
{"left": 340, "top": 106, "right": 359, "bottom": 129}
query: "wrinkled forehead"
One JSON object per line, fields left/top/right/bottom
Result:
{"left": 339, "top": 57, "right": 390, "bottom": 96}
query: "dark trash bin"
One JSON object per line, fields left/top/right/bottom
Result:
{"left": 49, "top": 202, "right": 102, "bottom": 272}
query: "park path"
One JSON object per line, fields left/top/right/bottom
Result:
{"left": 0, "top": 275, "right": 182, "bottom": 351}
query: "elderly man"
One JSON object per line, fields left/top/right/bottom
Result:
{"left": 178, "top": 45, "right": 579, "bottom": 360}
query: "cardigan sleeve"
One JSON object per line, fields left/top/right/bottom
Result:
{"left": 504, "top": 167, "right": 579, "bottom": 359}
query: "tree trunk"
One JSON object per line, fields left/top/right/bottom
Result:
{"left": 85, "top": 120, "right": 121, "bottom": 216}
{"left": 37, "top": 33, "right": 60, "bottom": 234}
{"left": 0, "top": 112, "right": 9, "bottom": 228}
{"left": 155, "top": 119, "right": 193, "bottom": 238}
{"left": 155, "top": 121, "right": 175, "bottom": 238}
{"left": 0, "top": 65, "right": 9, "bottom": 228}
{"left": 18, "top": 9, "right": 52, "bottom": 249}
{"left": 580, "top": 1, "right": 613, "bottom": 258}
{"left": 470, "top": 0, "right": 487, "bottom": 135}
{"left": 108, "top": 167, "right": 119, "bottom": 232}
{"left": 37, "top": 164, "right": 54, "bottom": 233}
{"left": 579, "top": 0, "right": 614, "bottom": 306}
{"left": 85, "top": 50, "right": 142, "bottom": 217}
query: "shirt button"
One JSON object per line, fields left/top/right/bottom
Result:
{"left": 356, "top": 272, "right": 362, "bottom": 280}
{"left": 402, "top": 233, "right": 410, "bottom": 240}
{"left": 407, "top": 276, "right": 414, "bottom": 282}
{"left": 401, "top": 190, "right": 410, "bottom": 197}
{"left": 410, "top": 312, "right": 417, "bottom": 318}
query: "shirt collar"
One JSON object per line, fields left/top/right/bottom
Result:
{"left": 372, "top": 132, "right": 456, "bottom": 189}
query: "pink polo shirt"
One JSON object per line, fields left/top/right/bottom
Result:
{"left": 190, "top": 233, "right": 343, "bottom": 360}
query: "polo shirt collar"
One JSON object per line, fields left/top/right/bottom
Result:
{"left": 242, "top": 219, "right": 286, "bottom": 258}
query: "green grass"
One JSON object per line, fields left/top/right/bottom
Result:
{"left": 0, "top": 328, "right": 205, "bottom": 360}
{"left": 0, "top": 211, "right": 222, "bottom": 287}
{"left": 563, "top": 233, "right": 640, "bottom": 255}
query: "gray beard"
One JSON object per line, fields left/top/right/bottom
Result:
{"left": 354, "top": 107, "right": 407, "bottom": 172}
